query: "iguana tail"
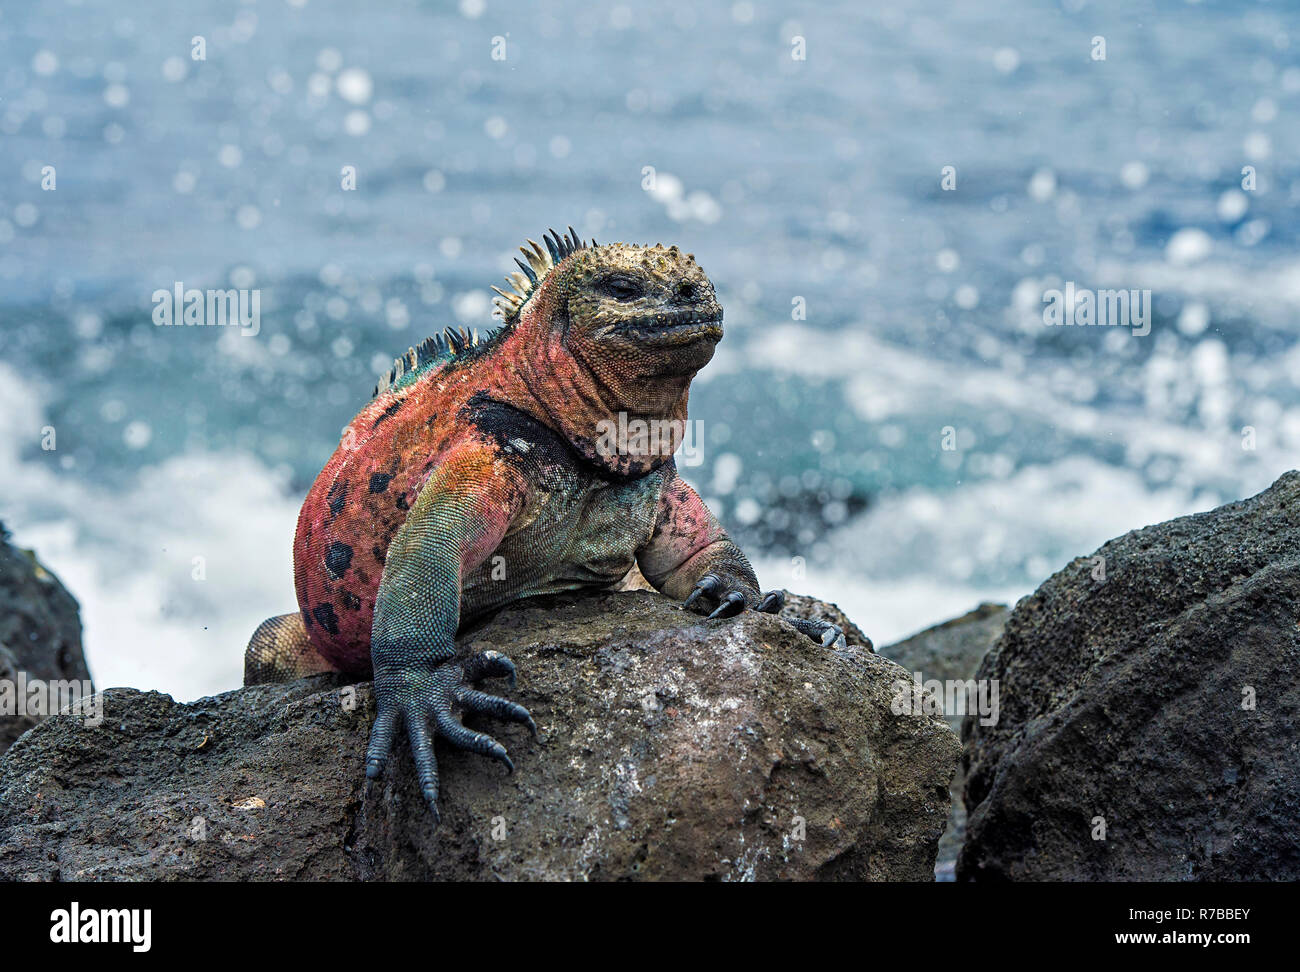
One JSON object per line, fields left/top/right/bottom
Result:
{"left": 244, "top": 613, "right": 342, "bottom": 685}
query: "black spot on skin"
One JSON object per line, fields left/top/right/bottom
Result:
{"left": 341, "top": 591, "right": 361, "bottom": 611}
{"left": 327, "top": 482, "right": 348, "bottom": 518}
{"left": 312, "top": 603, "right": 339, "bottom": 636}
{"left": 325, "top": 541, "right": 354, "bottom": 579}
{"left": 371, "top": 398, "right": 404, "bottom": 429}
{"left": 372, "top": 545, "right": 386, "bottom": 565}
{"left": 395, "top": 493, "right": 410, "bottom": 511}
{"left": 369, "top": 472, "right": 392, "bottom": 493}
{"left": 460, "top": 391, "right": 588, "bottom": 472}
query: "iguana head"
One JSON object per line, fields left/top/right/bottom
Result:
{"left": 490, "top": 228, "right": 723, "bottom": 474}
{"left": 493, "top": 229, "right": 722, "bottom": 376}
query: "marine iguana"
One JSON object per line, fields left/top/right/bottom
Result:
{"left": 245, "top": 228, "right": 847, "bottom": 820}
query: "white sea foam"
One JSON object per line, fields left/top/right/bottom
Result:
{"left": 763, "top": 456, "right": 1221, "bottom": 647}
{"left": 0, "top": 363, "right": 298, "bottom": 701}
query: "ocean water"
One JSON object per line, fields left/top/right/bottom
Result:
{"left": 1, "top": 0, "right": 1297, "bottom": 700}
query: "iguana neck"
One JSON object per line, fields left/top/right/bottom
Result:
{"left": 482, "top": 315, "right": 693, "bottom": 479}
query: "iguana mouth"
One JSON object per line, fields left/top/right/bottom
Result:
{"left": 616, "top": 308, "right": 723, "bottom": 343}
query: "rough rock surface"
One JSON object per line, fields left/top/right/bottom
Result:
{"left": 881, "top": 603, "right": 1008, "bottom": 880}
{"left": 0, "top": 523, "right": 93, "bottom": 756}
{"left": 0, "top": 590, "right": 957, "bottom": 881}
{"left": 959, "top": 471, "right": 1300, "bottom": 881}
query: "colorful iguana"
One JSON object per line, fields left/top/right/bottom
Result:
{"left": 245, "top": 228, "right": 846, "bottom": 820}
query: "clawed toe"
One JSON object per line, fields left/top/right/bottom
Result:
{"left": 463, "top": 648, "right": 517, "bottom": 686}
{"left": 787, "top": 616, "right": 848, "bottom": 649}
{"left": 434, "top": 708, "right": 515, "bottom": 773}
{"left": 456, "top": 686, "right": 539, "bottom": 738}
{"left": 706, "top": 590, "right": 747, "bottom": 619}
{"left": 683, "top": 573, "right": 722, "bottom": 610}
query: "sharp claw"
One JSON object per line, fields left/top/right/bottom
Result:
{"left": 464, "top": 649, "right": 517, "bottom": 686}
{"left": 707, "top": 591, "right": 746, "bottom": 620}
{"left": 786, "top": 616, "right": 849, "bottom": 650}
{"left": 490, "top": 743, "right": 514, "bottom": 774}
{"left": 457, "top": 688, "right": 534, "bottom": 733}
{"left": 421, "top": 782, "right": 439, "bottom": 805}
{"left": 683, "top": 574, "right": 721, "bottom": 610}
{"left": 758, "top": 590, "right": 784, "bottom": 614}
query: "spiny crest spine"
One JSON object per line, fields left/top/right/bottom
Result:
{"left": 372, "top": 226, "right": 592, "bottom": 398}
{"left": 371, "top": 326, "right": 492, "bottom": 398}
{"left": 491, "top": 225, "right": 593, "bottom": 325}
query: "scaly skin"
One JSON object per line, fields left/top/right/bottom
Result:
{"left": 245, "top": 228, "right": 848, "bottom": 821}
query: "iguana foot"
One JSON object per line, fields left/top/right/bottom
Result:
{"left": 682, "top": 576, "right": 848, "bottom": 649}
{"left": 785, "top": 615, "right": 850, "bottom": 649}
{"left": 364, "top": 649, "right": 534, "bottom": 821}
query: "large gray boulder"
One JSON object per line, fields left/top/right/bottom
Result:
{"left": 0, "top": 590, "right": 958, "bottom": 881}
{"left": 0, "top": 523, "right": 93, "bottom": 757}
{"left": 959, "top": 471, "right": 1300, "bottom": 881}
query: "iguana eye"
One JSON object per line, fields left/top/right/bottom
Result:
{"left": 600, "top": 275, "right": 642, "bottom": 301}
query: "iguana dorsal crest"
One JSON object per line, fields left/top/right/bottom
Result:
{"left": 491, "top": 225, "right": 591, "bottom": 326}
{"left": 371, "top": 226, "right": 591, "bottom": 399}
{"left": 371, "top": 327, "right": 488, "bottom": 398}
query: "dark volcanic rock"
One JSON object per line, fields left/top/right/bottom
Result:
{"left": 0, "top": 590, "right": 957, "bottom": 881}
{"left": 881, "top": 603, "right": 1008, "bottom": 880}
{"left": 959, "top": 471, "right": 1300, "bottom": 881}
{"left": 0, "top": 523, "right": 93, "bottom": 756}
{"left": 883, "top": 603, "right": 1008, "bottom": 687}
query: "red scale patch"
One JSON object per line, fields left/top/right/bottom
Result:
{"left": 293, "top": 385, "right": 453, "bottom": 673}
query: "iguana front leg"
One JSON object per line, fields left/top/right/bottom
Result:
{"left": 639, "top": 468, "right": 847, "bottom": 648}
{"left": 364, "top": 442, "right": 536, "bottom": 820}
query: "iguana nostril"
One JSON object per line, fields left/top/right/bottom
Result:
{"left": 677, "top": 282, "right": 696, "bottom": 300}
